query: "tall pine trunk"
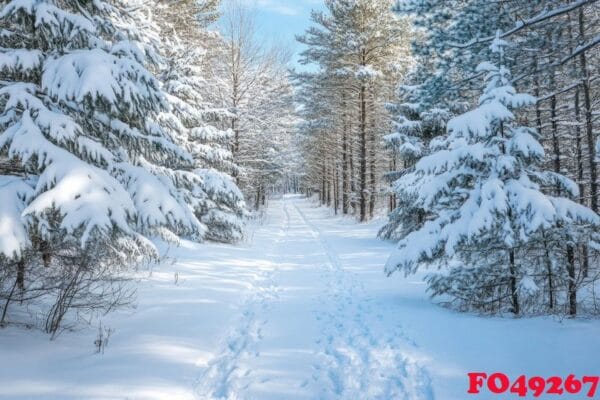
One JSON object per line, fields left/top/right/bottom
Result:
{"left": 349, "top": 136, "right": 356, "bottom": 214}
{"left": 321, "top": 161, "right": 326, "bottom": 205}
{"left": 389, "top": 155, "right": 397, "bottom": 213}
{"left": 508, "top": 249, "right": 519, "bottom": 315}
{"left": 368, "top": 101, "right": 376, "bottom": 220}
{"left": 359, "top": 82, "right": 367, "bottom": 222}
{"left": 570, "top": 19, "right": 590, "bottom": 278}
{"left": 342, "top": 121, "right": 349, "bottom": 214}
{"left": 333, "top": 164, "right": 339, "bottom": 215}
{"left": 578, "top": 8, "right": 598, "bottom": 213}
{"left": 542, "top": 231, "right": 554, "bottom": 310}
{"left": 567, "top": 246, "right": 577, "bottom": 316}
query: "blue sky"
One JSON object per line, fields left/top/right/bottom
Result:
{"left": 249, "top": 0, "right": 325, "bottom": 69}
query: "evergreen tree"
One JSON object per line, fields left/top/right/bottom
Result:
{"left": 384, "top": 36, "right": 600, "bottom": 315}
{"left": 379, "top": 74, "right": 452, "bottom": 240}
{"left": 157, "top": 0, "right": 247, "bottom": 242}
{"left": 0, "top": 0, "right": 205, "bottom": 333}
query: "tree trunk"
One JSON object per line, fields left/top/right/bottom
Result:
{"left": 255, "top": 186, "right": 261, "bottom": 210}
{"left": 16, "top": 259, "right": 25, "bottom": 291}
{"left": 0, "top": 278, "right": 19, "bottom": 326}
{"left": 389, "top": 156, "right": 397, "bottom": 213}
{"left": 326, "top": 161, "right": 331, "bottom": 207}
{"left": 368, "top": 103, "right": 376, "bottom": 220}
{"left": 40, "top": 241, "right": 51, "bottom": 268}
{"left": 567, "top": 245, "right": 577, "bottom": 316}
{"left": 232, "top": 118, "right": 239, "bottom": 156}
{"left": 349, "top": 138, "right": 355, "bottom": 213}
{"left": 542, "top": 232, "right": 554, "bottom": 310}
{"left": 578, "top": 8, "right": 598, "bottom": 213}
{"left": 573, "top": 87, "right": 591, "bottom": 279}
{"left": 333, "top": 164, "right": 339, "bottom": 215}
{"left": 359, "top": 83, "right": 367, "bottom": 222}
{"left": 321, "top": 162, "right": 326, "bottom": 205}
{"left": 508, "top": 249, "right": 520, "bottom": 315}
{"left": 550, "top": 93, "right": 561, "bottom": 177}
{"left": 342, "top": 108, "right": 349, "bottom": 215}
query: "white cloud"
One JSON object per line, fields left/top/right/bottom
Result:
{"left": 255, "top": 0, "right": 302, "bottom": 16}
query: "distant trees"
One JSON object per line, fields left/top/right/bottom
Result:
{"left": 296, "top": 0, "right": 411, "bottom": 221}
{"left": 383, "top": 0, "right": 600, "bottom": 316}
{"left": 217, "top": 0, "right": 297, "bottom": 210}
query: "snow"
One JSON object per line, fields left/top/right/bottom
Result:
{"left": 447, "top": 101, "right": 512, "bottom": 139}
{"left": 1, "top": 110, "right": 136, "bottom": 247}
{"left": 508, "top": 127, "right": 544, "bottom": 160}
{"left": 355, "top": 65, "right": 382, "bottom": 80}
{"left": 0, "top": 49, "right": 42, "bottom": 73}
{"left": 190, "top": 126, "right": 234, "bottom": 142}
{"left": 116, "top": 162, "right": 205, "bottom": 239}
{"left": 199, "top": 168, "right": 243, "bottom": 201}
{"left": 42, "top": 48, "right": 162, "bottom": 116}
{"left": 1, "top": 195, "right": 600, "bottom": 399}
{"left": 0, "top": 176, "right": 33, "bottom": 258}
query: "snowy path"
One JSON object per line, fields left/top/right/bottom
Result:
{"left": 292, "top": 202, "right": 432, "bottom": 400}
{"left": 195, "top": 196, "right": 432, "bottom": 400}
{"left": 2, "top": 195, "right": 600, "bottom": 400}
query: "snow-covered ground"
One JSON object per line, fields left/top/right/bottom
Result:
{"left": 1, "top": 195, "right": 600, "bottom": 400}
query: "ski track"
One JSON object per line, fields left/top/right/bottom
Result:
{"left": 196, "top": 200, "right": 289, "bottom": 400}
{"left": 196, "top": 197, "right": 434, "bottom": 400}
{"left": 291, "top": 202, "right": 434, "bottom": 400}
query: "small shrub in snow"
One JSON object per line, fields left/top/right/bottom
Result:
{"left": 94, "top": 322, "right": 114, "bottom": 354}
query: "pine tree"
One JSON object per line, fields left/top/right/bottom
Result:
{"left": 379, "top": 78, "right": 452, "bottom": 240}
{"left": 157, "top": 0, "right": 247, "bottom": 242}
{"left": 384, "top": 36, "right": 600, "bottom": 315}
{"left": 0, "top": 0, "right": 205, "bottom": 333}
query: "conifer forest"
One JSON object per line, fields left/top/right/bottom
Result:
{"left": 0, "top": 0, "right": 599, "bottom": 399}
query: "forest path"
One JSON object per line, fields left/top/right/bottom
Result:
{"left": 3, "top": 196, "right": 599, "bottom": 400}
{"left": 196, "top": 195, "right": 433, "bottom": 400}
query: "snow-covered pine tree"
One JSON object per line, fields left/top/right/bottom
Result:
{"left": 400, "top": 0, "right": 600, "bottom": 218}
{"left": 379, "top": 76, "right": 452, "bottom": 240}
{"left": 0, "top": 0, "right": 206, "bottom": 333}
{"left": 379, "top": 1, "right": 460, "bottom": 240}
{"left": 384, "top": 35, "right": 600, "bottom": 316}
{"left": 157, "top": 0, "right": 247, "bottom": 243}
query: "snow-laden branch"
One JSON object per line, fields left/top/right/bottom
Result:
{"left": 448, "top": 0, "right": 596, "bottom": 49}
{"left": 560, "top": 33, "right": 600, "bottom": 64}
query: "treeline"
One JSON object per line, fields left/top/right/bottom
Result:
{"left": 298, "top": 0, "right": 600, "bottom": 316}
{"left": 295, "top": 0, "right": 411, "bottom": 221}
{"left": 0, "top": 0, "right": 294, "bottom": 335}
